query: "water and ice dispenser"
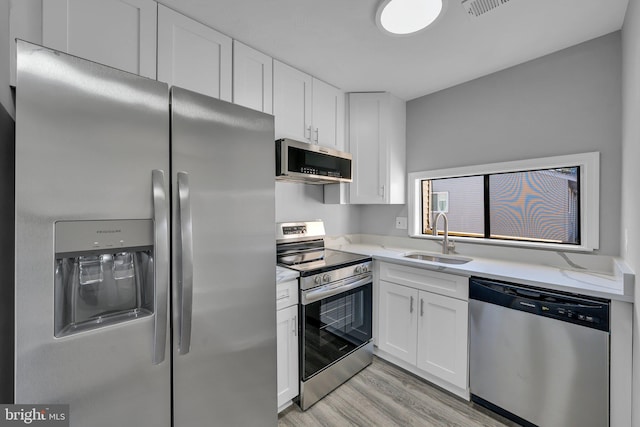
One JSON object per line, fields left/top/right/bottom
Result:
{"left": 54, "top": 220, "right": 155, "bottom": 337}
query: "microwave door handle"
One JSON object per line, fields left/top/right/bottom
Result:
{"left": 177, "top": 172, "right": 194, "bottom": 355}
{"left": 152, "top": 169, "right": 169, "bottom": 365}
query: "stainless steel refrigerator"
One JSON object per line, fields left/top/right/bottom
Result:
{"left": 14, "top": 40, "right": 277, "bottom": 427}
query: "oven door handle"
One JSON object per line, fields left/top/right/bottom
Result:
{"left": 301, "top": 275, "right": 371, "bottom": 305}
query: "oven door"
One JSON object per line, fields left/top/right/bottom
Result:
{"left": 300, "top": 274, "right": 372, "bottom": 381}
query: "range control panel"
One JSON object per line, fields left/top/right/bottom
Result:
{"left": 282, "top": 225, "right": 307, "bottom": 236}
{"left": 300, "top": 260, "right": 372, "bottom": 291}
{"left": 276, "top": 220, "right": 326, "bottom": 242}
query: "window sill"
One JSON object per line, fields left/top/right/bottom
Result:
{"left": 408, "top": 233, "right": 596, "bottom": 253}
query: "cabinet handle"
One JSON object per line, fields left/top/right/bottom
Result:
{"left": 306, "top": 125, "right": 312, "bottom": 141}
{"left": 292, "top": 315, "right": 297, "bottom": 336}
{"left": 380, "top": 185, "right": 385, "bottom": 198}
{"left": 314, "top": 127, "right": 319, "bottom": 143}
{"left": 277, "top": 289, "right": 290, "bottom": 301}
{"left": 410, "top": 296, "right": 414, "bottom": 313}
{"left": 420, "top": 298, "right": 424, "bottom": 317}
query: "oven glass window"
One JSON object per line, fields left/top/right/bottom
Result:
{"left": 301, "top": 282, "right": 372, "bottom": 380}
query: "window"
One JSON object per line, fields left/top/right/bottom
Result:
{"left": 408, "top": 153, "right": 599, "bottom": 251}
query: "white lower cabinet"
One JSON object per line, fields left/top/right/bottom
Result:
{"left": 415, "top": 291, "right": 468, "bottom": 389}
{"left": 377, "top": 262, "right": 469, "bottom": 397}
{"left": 378, "top": 281, "right": 418, "bottom": 364}
{"left": 276, "top": 280, "right": 299, "bottom": 411}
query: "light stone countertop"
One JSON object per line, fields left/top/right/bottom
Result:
{"left": 329, "top": 242, "right": 634, "bottom": 302}
{"left": 276, "top": 265, "right": 299, "bottom": 284}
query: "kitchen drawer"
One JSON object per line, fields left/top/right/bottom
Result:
{"left": 276, "top": 280, "right": 298, "bottom": 310}
{"left": 379, "top": 262, "right": 468, "bottom": 301}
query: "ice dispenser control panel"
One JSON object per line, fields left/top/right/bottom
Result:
{"left": 55, "top": 219, "right": 154, "bottom": 254}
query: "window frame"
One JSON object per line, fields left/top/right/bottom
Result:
{"left": 407, "top": 152, "right": 600, "bottom": 252}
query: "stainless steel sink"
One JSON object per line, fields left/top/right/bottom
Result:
{"left": 402, "top": 252, "right": 472, "bottom": 265}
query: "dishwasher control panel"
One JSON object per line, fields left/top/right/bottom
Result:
{"left": 470, "top": 277, "right": 610, "bottom": 332}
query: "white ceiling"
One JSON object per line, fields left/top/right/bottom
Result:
{"left": 156, "top": 0, "right": 629, "bottom": 101}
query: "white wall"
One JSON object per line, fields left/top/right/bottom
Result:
{"left": 275, "top": 182, "right": 361, "bottom": 236}
{"left": 621, "top": 0, "right": 640, "bottom": 424}
{"left": 360, "top": 32, "right": 623, "bottom": 256}
{"left": 0, "top": 0, "right": 13, "bottom": 118}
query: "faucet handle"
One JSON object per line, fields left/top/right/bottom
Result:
{"left": 446, "top": 240, "right": 456, "bottom": 251}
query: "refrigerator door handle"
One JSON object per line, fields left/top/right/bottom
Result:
{"left": 152, "top": 169, "right": 169, "bottom": 364}
{"left": 177, "top": 171, "right": 194, "bottom": 355}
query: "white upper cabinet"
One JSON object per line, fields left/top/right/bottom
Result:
{"left": 233, "top": 41, "right": 273, "bottom": 114}
{"left": 273, "top": 60, "right": 312, "bottom": 142}
{"left": 348, "top": 92, "right": 406, "bottom": 204}
{"left": 157, "top": 5, "right": 232, "bottom": 101}
{"left": 10, "top": 0, "right": 43, "bottom": 86}
{"left": 273, "top": 61, "right": 345, "bottom": 150}
{"left": 42, "top": 0, "right": 157, "bottom": 79}
{"left": 311, "top": 78, "right": 345, "bottom": 151}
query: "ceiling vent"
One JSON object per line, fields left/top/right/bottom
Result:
{"left": 462, "top": 0, "right": 511, "bottom": 17}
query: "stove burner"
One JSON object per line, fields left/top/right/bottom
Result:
{"left": 276, "top": 220, "right": 372, "bottom": 287}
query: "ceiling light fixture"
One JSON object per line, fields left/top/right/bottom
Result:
{"left": 376, "top": 0, "right": 445, "bottom": 36}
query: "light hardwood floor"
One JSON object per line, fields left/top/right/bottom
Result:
{"left": 278, "top": 357, "right": 518, "bottom": 427}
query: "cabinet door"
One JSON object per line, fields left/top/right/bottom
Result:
{"left": 311, "top": 79, "right": 345, "bottom": 150}
{"left": 416, "top": 291, "right": 468, "bottom": 389}
{"left": 276, "top": 305, "right": 299, "bottom": 409}
{"left": 378, "top": 281, "right": 418, "bottom": 365}
{"left": 158, "top": 5, "right": 232, "bottom": 101}
{"left": 348, "top": 92, "right": 405, "bottom": 205}
{"left": 349, "top": 92, "right": 387, "bottom": 204}
{"left": 273, "top": 60, "right": 312, "bottom": 141}
{"left": 10, "top": 0, "right": 43, "bottom": 86}
{"left": 43, "top": 0, "right": 157, "bottom": 79}
{"left": 233, "top": 41, "right": 273, "bottom": 114}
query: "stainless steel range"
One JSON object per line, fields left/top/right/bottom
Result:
{"left": 276, "top": 220, "right": 373, "bottom": 410}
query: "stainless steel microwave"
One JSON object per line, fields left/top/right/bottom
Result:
{"left": 276, "top": 138, "right": 352, "bottom": 184}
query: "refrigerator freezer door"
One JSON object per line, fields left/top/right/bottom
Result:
{"left": 170, "top": 87, "right": 277, "bottom": 426}
{"left": 15, "top": 41, "right": 171, "bottom": 427}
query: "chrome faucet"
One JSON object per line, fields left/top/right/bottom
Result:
{"left": 432, "top": 212, "right": 455, "bottom": 254}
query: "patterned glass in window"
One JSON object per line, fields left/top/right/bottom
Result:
{"left": 489, "top": 167, "right": 579, "bottom": 244}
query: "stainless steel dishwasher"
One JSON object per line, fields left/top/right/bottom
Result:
{"left": 469, "top": 277, "right": 610, "bottom": 427}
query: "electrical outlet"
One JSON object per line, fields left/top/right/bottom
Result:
{"left": 395, "top": 217, "right": 407, "bottom": 229}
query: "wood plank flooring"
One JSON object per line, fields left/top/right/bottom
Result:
{"left": 278, "top": 357, "right": 518, "bottom": 427}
